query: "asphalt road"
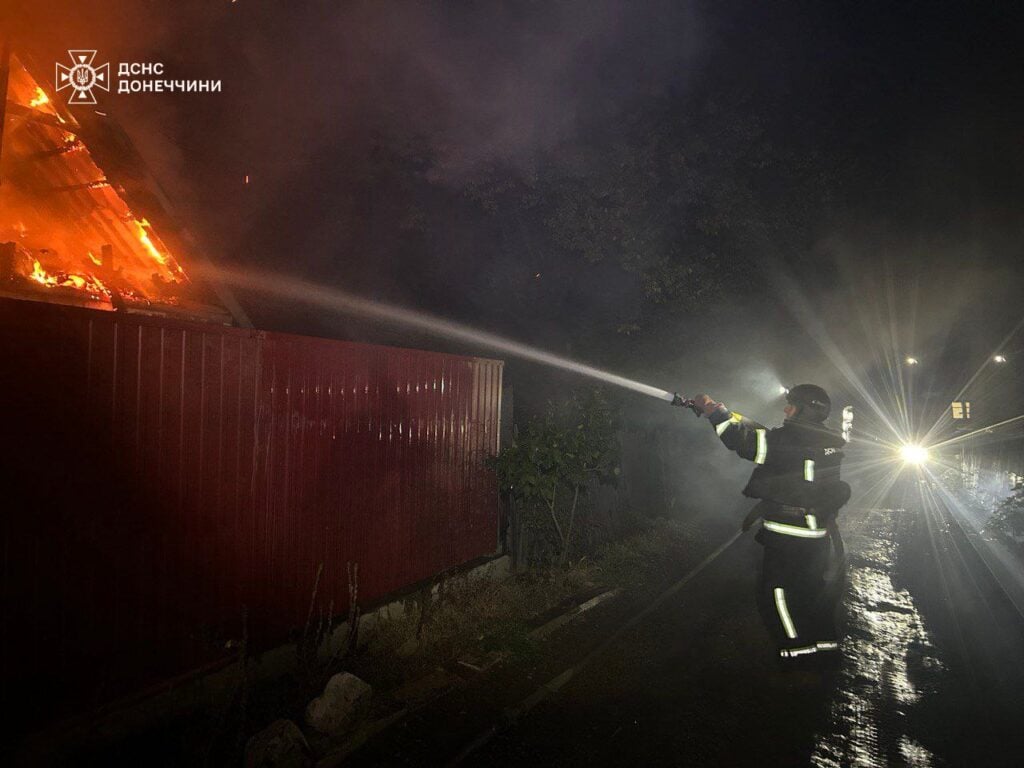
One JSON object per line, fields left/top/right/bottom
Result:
{"left": 350, "top": 497, "right": 1024, "bottom": 767}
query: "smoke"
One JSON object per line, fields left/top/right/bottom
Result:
{"left": 12, "top": 1, "right": 699, "bottom": 247}
{"left": 11, "top": 1, "right": 1024, "bottom": 525}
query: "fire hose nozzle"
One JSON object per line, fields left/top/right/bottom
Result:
{"left": 670, "top": 393, "right": 703, "bottom": 417}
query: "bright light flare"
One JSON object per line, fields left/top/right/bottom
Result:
{"left": 905, "top": 357, "right": 919, "bottom": 366}
{"left": 899, "top": 444, "right": 929, "bottom": 465}
{"left": 993, "top": 354, "right": 1007, "bottom": 363}
{"left": 778, "top": 386, "right": 790, "bottom": 396}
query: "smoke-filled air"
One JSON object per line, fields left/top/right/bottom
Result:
{"left": 3, "top": 2, "right": 1024, "bottom": 767}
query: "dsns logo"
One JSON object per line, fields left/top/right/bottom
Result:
{"left": 55, "top": 50, "right": 110, "bottom": 105}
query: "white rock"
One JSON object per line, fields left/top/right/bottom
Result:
{"left": 244, "top": 719, "right": 311, "bottom": 768}
{"left": 305, "top": 672, "right": 373, "bottom": 736}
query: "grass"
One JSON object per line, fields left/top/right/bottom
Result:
{"left": 348, "top": 560, "right": 603, "bottom": 686}
{"left": 347, "top": 515, "right": 699, "bottom": 686}
{"left": 593, "top": 516, "right": 698, "bottom": 587}
{"left": 81, "top": 516, "right": 705, "bottom": 766}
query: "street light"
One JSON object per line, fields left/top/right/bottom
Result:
{"left": 905, "top": 357, "right": 919, "bottom": 366}
{"left": 900, "top": 444, "right": 929, "bottom": 465}
{"left": 994, "top": 354, "right": 1007, "bottom": 363}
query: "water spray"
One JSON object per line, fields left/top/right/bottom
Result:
{"left": 204, "top": 265, "right": 701, "bottom": 408}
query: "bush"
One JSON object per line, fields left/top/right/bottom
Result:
{"left": 988, "top": 488, "right": 1024, "bottom": 545}
{"left": 491, "top": 388, "right": 619, "bottom": 567}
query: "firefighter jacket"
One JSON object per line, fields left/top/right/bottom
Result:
{"left": 707, "top": 405, "right": 850, "bottom": 540}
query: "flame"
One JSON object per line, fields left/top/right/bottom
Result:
{"left": 30, "top": 258, "right": 109, "bottom": 298}
{"left": 7, "top": 218, "right": 184, "bottom": 304}
{"left": 31, "top": 259, "right": 48, "bottom": 284}
{"left": 132, "top": 218, "right": 170, "bottom": 268}
{"left": 2, "top": 53, "right": 192, "bottom": 308}
{"left": 29, "top": 87, "right": 49, "bottom": 108}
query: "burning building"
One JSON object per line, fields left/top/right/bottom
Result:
{"left": 1, "top": 45, "right": 503, "bottom": 742}
{"left": 0, "top": 46, "right": 235, "bottom": 323}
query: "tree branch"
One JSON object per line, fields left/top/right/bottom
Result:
{"left": 547, "top": 486, "right": 564, "bottom": 545}
{"left": 560, "top": 484, "right": 581, "bottom": 566}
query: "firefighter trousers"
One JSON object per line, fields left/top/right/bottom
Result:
{"left": 755, "top": 532, "right": 840, "bottom": 658}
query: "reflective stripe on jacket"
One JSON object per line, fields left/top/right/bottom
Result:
{"left": 708, "top": 405, "right": 848, "bottom": 538}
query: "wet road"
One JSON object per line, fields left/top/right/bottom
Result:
{"left": 352, "top": 500, "right": 1024, "bottom": 767}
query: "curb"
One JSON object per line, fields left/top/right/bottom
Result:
{"left": 529, "top": 589, "right": 621, "bottom": 639}
{"left": 447, "top": 531, "right": 744, "bottom": 766}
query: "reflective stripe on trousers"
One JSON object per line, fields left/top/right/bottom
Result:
{"left": 763, "top": 520, "right": 828, "bottom": 538}
{"left": 779, "top": 641, "right": 839, "bottom": 658}
{"left": 773, "top": 587, "right": 798, "bottom": 639}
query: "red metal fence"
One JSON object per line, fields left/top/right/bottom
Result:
{"left": 0, "top": 297, "right": 502, "bottom": 730}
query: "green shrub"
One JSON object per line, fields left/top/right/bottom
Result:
{"left": 988, "top": 488, "right": 1024, "bottom": 543}
{"left": 491, "top": 388, "right": 620, "bottom": 566}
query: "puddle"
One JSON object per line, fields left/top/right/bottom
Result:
{"left": 811, "top": 510, "right": 943, "bottom": 767}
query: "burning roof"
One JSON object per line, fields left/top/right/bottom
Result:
{"left": 0, "top": 48, "right": 235, "bottom": 322}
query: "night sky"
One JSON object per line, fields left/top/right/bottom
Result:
{"left": 8, "top": 0, "right": 1024, "bottom": 422}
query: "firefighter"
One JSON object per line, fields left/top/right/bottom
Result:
{"left": 691, "top": 384, "right": 851, "bottom": 664}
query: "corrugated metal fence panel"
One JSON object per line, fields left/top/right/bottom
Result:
{"left": 0, "top": 298, "right": 502, "bottom": 730}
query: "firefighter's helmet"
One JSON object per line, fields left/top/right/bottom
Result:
{"left": 786, "top": 383, "right": 831, "bottom": 422}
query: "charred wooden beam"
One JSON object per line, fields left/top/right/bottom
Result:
{"left": 4, "top": 101, "right": 68, "bottom": 131}
{"left": 0, "top": 39, "right": 10, "bottom": 185}
{"left": 101, "top": 243, "right": 114, "bottom": 275}
{"left": 25, "top": 141, "right": 84, "bottom": 161}
{"left": 108, "top": 287, "right": 127, "bottom": 312}
{"left": 46, "top": 179, "right": 112, "bottom": 194}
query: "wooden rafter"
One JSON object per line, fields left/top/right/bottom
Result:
{"left": 0, "top": 39, "right": 11, "bottom": 185}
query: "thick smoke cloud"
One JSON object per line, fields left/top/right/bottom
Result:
{"left": 11, "top": 1, "right": 699, "bottom": 247}
{"left": 9, "top": 1, "right": 1024, "bottom": 525}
